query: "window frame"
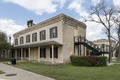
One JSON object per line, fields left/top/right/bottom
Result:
{"left": 15, "top": 38, "right": 18, "bottom": 45}
{"left": 26, "top": 35, "right": 30, "bottom": 43}
{"left": 50, "top": 27, "right": 58, "bottom": 39}
{"left": 40, "top": 48, "right": 46, "bottom": 58}
{"left": 40, "top": 30, "right": 46, "bottom": 40}
{"left": 50, "top": 47, "right": 58, "bottom": 58}
{"left": 32, "top": 33, "right": 37, "bottom": 42}
{"left": 20, "top": 37, "right": 24, "bottom": 44}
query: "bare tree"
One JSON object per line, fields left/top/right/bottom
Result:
{"left": 85, "top": 0, "right": 117, "bottom": 62}
{"left": 113, "top": 15, "right": 120, "bottom": 59}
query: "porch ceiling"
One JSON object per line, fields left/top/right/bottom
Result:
{"left": 13, "top": 41, "right": 63, "bottom": 49}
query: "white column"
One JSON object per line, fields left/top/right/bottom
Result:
{"left": 15, "top": 50, "right": 17, "bottom": 60}
{"left": 21, "top": 48, "right": 23, "bottom": 60}
{"left": 29, "top": 48, "right": 31, "bottom": 61}
{"left": 52, "top": 45, "right": 54, "bottom": 64}
{"left": 38, "top": 46, "right": 40, "bottom": 62}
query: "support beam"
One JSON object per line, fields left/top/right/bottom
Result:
{"left": 28, "top": 48, "right": 31, "bottom": 61}
{"left": 52, "top": 45, "right": 54, "bottom": 64}
{"left": 15, "top": 49, "right": 17, "bottom": 60}
{"left": 21, "top": 48, "right": 23, "bottom": 60}
{"left": 38, "top": 46, "right": 40, "bottom": 62}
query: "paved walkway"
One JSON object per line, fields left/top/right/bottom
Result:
{"left": 0, "top": 63, "right": 55, "bottom": 80}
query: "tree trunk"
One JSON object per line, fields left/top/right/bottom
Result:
{"left": 108, "top": 29, "right": 112, "bottom": 63}
{"left": 117, "top": 27, "right": 120, "bottom": 59}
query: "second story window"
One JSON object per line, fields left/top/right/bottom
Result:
{"left": 40, "top": 30, "right": 46, "bottom": 40}
{"left": 32, "top": 33, "right": 37, "bottom": 42}
{"left": 20, "top": 37, "right": 24, "bottom": 44}
{"left": 26, "top": 35, "right": 30, "bottom": 43}
{"left": 50, "top": 27, "right": 57, "bottom": 39}
{"left": 15, "top": 38, "right": 18, "bottom": 45}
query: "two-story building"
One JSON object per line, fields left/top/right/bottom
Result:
{"left": 12, "top": 14, "right": 87, "bottom": 64}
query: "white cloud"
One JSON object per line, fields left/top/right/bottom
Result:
{"left": 68, "top": 0, "right": 88, "bottom": 17}
{"left": 2, "top": 0, "right": 67, "bottom": 15}
{"left": 85, "top": 21, "right": 106, "bottom": 40}
{"left": 91, "top": 0, "right": 101, "bottom": 6}
{"left": 0, "top": 18, "right": 26, "bottom": 43}
{"left": 68, "top": 0, "right": 108, "bottom": 40}
{"left": 113, "top": 0, "right": 120, "bottom": 7}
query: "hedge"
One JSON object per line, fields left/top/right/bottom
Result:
{"left": 70, "top": 55, "right": 107, "bottom": 66}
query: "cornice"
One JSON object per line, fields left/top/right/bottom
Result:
{"left": 13, "top": 14, "right": 86, "bottom": 37}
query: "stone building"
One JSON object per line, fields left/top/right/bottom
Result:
{"left": 12, "top": 14, "right": 86, "bottom": 64}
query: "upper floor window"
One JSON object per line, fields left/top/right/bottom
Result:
{"left": 15, "top": 38, "right": 18, "bottom": 45}
{"left": 20, "top": 37, "right": 24, "bottom": 44}
{"left": 50, "top": 27, "right": 57, "bottom": 39}
{"left": 32, "top": 33, "right": 37, "bottom": 42}
{"left": 40, "top": 30, "right": 46, "bottom": 40}
{"left": 26, "top": 35, "right": 30, "bottom": 43}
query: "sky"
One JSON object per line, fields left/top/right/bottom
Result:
{"left": 0, "top": 0, "right": 119, "bottom": 42}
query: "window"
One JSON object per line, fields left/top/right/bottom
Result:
{"left": 26, "top": 35, "right": 30, "bottom": 43}
{"left": 15, "top": 38, "right": 18, "bottom": 45}
{"left": 50, "top": 27, "right": 57, "bottom": 39}
{"left": 26, "top": 49, "right": 29, "bottom": 57}
{"left": 20, "top": 37, "right": 24, "bottom": 44}
{"left": 40, "top": 48, "right": 46, "bottom": 58}
{"left": 50, "top": 47, "right": 58, "bottom": 58}
{"left": 40, "top": 30, "right": 46, "bottom": 40}
{"left": 32, "top": 33, "right": 37, "bottom": 42}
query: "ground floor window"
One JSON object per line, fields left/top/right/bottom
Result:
{"left": 40, "top": 48, "right": 46, "bottom": 58}
{"left": 50, "top": 47, "right": 58, "bottom": 58}
{"left": 26, "top": 49, "right": 29, "bottom": 57}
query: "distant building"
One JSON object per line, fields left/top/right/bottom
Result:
{"left": 92, "top": 39, "right": 116, "bottom": 58}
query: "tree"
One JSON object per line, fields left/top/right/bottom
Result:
{"left": 0, "top": 31, "right": 10, "bottom": 58}
{"left": 113, "top": 15, "right": 120, "bottom": 59}
{"left": 85, "top": 0, "right": 117, "bottom": 62}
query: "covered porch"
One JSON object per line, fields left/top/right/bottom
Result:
{"left": 13, "top": 41, "right": 63, "bottom": 64}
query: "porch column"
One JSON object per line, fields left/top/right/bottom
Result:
{"left": 38, "top": 46, "right": 40, "bottom": 62}
{"left": 28, "top": 48, "right": 31, "bottom": 61}
{"left": 52, "top": 45, "right": 54, "bottom": 64}
{"left": 21, "top": 48, "right": 23, "bottom": 60}
{"left": 15, "top": 49, "right": 17, "bottom": 60}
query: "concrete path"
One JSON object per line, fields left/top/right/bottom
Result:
{"left": 0, "top": 63, "right": 55, "bottom": 80}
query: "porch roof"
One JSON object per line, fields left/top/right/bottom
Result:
{"left": 13, "top": 41, "right": 63, "bottom": 49}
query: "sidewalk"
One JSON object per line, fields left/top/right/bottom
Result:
{"left": 0, "top": 63, "right": 55, "bottom": 80}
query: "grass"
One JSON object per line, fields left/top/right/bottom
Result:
{"left": 0, "top": 70, "right": 4, "bottom": 74}
{"left": 0, "top": 59, "right": 9, "bottom": 62}
{"left": 14, "top": 61, "right": 120, "bottom": 80}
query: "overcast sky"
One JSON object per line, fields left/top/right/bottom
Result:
{"left": 0, "top": 0, "right": 119, "bottom": 42}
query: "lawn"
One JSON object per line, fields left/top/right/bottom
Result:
{"left": 14, "top": 62, "right": 120, "bottom": 80}
{"left": 0, "top": 70, "right": 4, "bottom": 74}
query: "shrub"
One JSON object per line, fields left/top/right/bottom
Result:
{"left": 70, "top": 55, "right": 107, "bottom": 66}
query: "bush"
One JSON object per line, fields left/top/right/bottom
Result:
{"left": 70, "top": 55, "right": 107, "bottom": 66}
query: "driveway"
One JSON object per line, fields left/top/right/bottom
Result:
{"left": 0, "top": 63, "right": 55, "bottom": 80}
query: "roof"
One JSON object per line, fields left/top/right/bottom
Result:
{"left": 92, "top": 39, "right": 116, "bottom": 43}
{"left": 13, "top": 41, "right": 63, "bottom": 49}
{"left": 13, "top": 13, "right": 86, "bottom": 37}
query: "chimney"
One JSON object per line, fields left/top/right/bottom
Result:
{"left": 27, "top": 20, "right": 35, "bottom": 27}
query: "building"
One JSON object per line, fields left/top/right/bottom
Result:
{"left": 12, "top": 14, "right": 87, "bottom": 64}
{"left": 92, "top": 39, "right": 116, "bottom": 58}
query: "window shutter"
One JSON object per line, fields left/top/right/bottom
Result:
{"left": 40, "top": 48, "right": 42, "bottom": 58}
{"left": 50, "top": 28, "right": 52, "bottom": 39}
{"left": 56, "top": 47, "right": 58, "bottom": 58}
{"left": 40, "top": 32, "right": 41, "bottom": 40}
{"left": 50, "top": 48, "right": 52, "bottom": 58}
{"left": 55, "top": 27, "right": 57, "bottom": 38}
{"left": 44, "top": 30, "right": 46, "bottom": 40}
{"left": 44, "top": 48, "right": 46, "bottom": 58}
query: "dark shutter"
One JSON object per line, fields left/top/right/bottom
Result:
{"left": 44, "top": 48, "right": 46, "bottom": 58}
{"left": 55, "top": 27, "right": 57, "bottom": 38}
{"left": 44, "top": 30, "right": 46, "bottom": 40}
{"left": 50, "top": 28, "right": 52, "bottom": 39}
{"left": 40, "top": 32, "right": 41, "bottom": 40}
{"left": 40, "top": 48, "right": 42, "bottom": 58}
{"left": 50, "top": 48, "right": 52, "bottom": 58}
